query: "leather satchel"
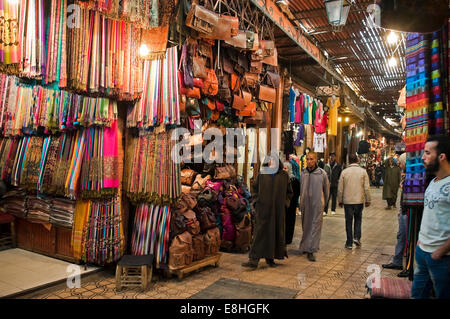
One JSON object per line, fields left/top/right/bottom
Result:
{"left": 196, "top": 206, "right": 217, "bottom": 232}
{"left": 185, "top": 4, "right": 219, "bottom": 35}
{"left": 244, "top": 73, "right": 259, "bottom": 88}
{"left": 181, "top": 185, "right": 191, "bottom": 194}
{"left": 266, "top": 71, "right": 281, "bottom": 88}
{"left": 169, "top": 231, "right": 193, "bottom": 270}
{"left": 237, "top": 101, "right": 256, "bottom": 117}
{"left": 201, "top": 13, "right": 239, "bottom": 41}
{"left": 260, "top": 40, "right": 275, "bottom": 57}
{"left": 181, "top": 169, "right": 197, "bottom": 185}
{"left": 183, "top": 209, "right": 201, "bottom": 235}
{"left": 214, "top": 165, "right": 237, "bottom": 180}
{"left": 202, "top": 68, "right": 219, "bottom": 96}
{"left": 250, "top": 61, "right": 263, "bottom": 74}
{"left": 218, "top": 74, "right": 231, "bottom": 103}
{"left": 192, "top": 54, "right": 207, "bottom": 79}
{"left": 225, "top": 30, "right": 247, "bottom": 49}
{"left": 192, "top": 174, "right": 211, "bottom": 190}
{"left": 181, "top": 192, "right": 198, "bottom": 209}
{"left": 243, "top": 110, "right": 264, "bottom": 124}
{"left": 222, "top": 53, "right": 234, "bottom": 74}
{"left": 192, "top": 234, "right": 205, "bottom": 261}
{"left": 262, "top": 48, "right": 278, "bottom": 66}
{"left": 258, "top": 84, "right": 277, "bottom": 103}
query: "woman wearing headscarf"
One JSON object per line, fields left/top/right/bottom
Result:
{"left": 284, "top": 161, "right": 300, "bottom": 245}
{"left": 242, "top": 154, "right": 293, "bottom": 269}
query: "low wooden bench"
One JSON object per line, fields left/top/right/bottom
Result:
{"left": 115, "top": 254, "right": 153, "bottom": 291}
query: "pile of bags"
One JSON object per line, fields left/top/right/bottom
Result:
{"left": 169, "top": 164, "right": 254, "bottom": 269}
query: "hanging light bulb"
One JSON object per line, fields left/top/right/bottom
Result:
{"left": 338, "top": 117, "right": 342, "bottom": 122}
{"left": 387, "top": 31, "right": 398, "bottom": 45}
{"left": 345, "top": 117, "right": 349, "bottom": 122}
{"left": 139, "top": 44, "right": 150, "bottom": 58}
{"left": 388, "top": 56, "right": 397, "bottom": 68}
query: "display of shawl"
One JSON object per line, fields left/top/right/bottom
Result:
{"left": 26, "top": 195, "right": 51, "bottom": 223}
{"left": 403, "top": 33, "right": 430, "bottom": 206}
{"left": 127, "top": 46, "right": 180, "bottom": 128}
{"left": 50, "top": 197, "right": 76, "bottom": 228}
{"left": 67, "top": 5, "right": 143, "bottom": 100}
{"left": 0, "top": 0, "right": 20, "bottom": 65}
{"left": 78, "top": 198, "right": 124, "bottom": 265}
{"left": 0, "top": 188, "right": 27, "bottom": 218}
{"left": 125, "top": 130, "right": 181, "bottom": 205}
{"left": 428, "top": 31, "right": 445, "bottom": 135}
{"left": 80, "top": 120, "right": 119, "bottom": 199}
{"left": 10, "top": 136, "right": 31, "bottom": 187}
{"left": 130, "top": 204, "right": 171, "bottom": 269}
{"left": 19, "top": 0, "right": 46, "bottom": 80}
{"left": 0, "top": 137, "right": 19, "bottom": 181}
{"left": 0, "top": 74, "right": 119, "bottom": 136}
{"left": 20, "top": 136, "right": 44, "bottom": 191}
{"left": 43, "top": 0, "right": 67, "bottom": 85}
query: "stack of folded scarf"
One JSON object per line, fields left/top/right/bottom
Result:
{"left": 27, "top": 195, "right": 51, "bottom": 223}
{"left": 50, "top": 198, "right": 76, "bottom": 229}
{"left": 0, "top": 189, "right": 28, "bottom": 218}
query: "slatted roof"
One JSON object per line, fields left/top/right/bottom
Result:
{"left": 276, "top": 0, "right": 405, "bottom": 120}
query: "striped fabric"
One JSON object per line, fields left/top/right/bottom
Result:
{"left": 369, "top": 277, "right": 412, "bottom": 299}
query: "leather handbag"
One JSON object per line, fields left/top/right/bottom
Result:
{"left": 193, "top": 77, "right": 204, "bottom": 88}
{"left": 244, "top": 110, "right": 264, "bottom": 124}
{"left": 170, "top": 212, "right": 187, "bottom": 239}
{"left": 201, "top": 13, "right": 239, "bottom": 41}
{"left": 218, "top": 74, "right": 231, "bottom": 103}
{"left": 202, "top": 68, "right": 219, "bottom": 96}
{"left": 222, "top": 53, "right": 234, "bottom": 74}
{"left": 250, "top": 61, "right": 263, "bottom": 74}
{"left": 262, "top": 47, "right": 278, "bottom": 66}
{"left": 185, "top": 4, "right": 219, "bottom": 35}
{"left": 192, "top": 174, "right": 211, "bottom": 190}
{"left": 225, "top": 30, "right": 247, "bottom": 49}
{"left": 214, "top": 165, "right": 237, "bottom": 180}
{"left": 181, "top": 185, "right": 191, "bottom": 194}
{"left": 192, "top": 53, "right": 207, "bottom": 79}
{"left": 232, "top": 89, "right": 246, "bottom": 111}
{"left": 204, "top": 227, "right": 221, "bottom": 256}
{"left": 244, "top": 73, "right": 259, "bottom": 88}
{"left": 260, "top": 40, "right": 275, "bottom": 57}
{"left": 206, "top": 180, "right": 223, "bottom": 191}
{"left": 237, "top": 101, "right": 256, "bottom": 117}
{"left": 183, "top": 210, "right": 201, "bottom": 235}
{"left": 266, "top": 71, "right": 281, "bottom": 88}
{"left": 181, "top": 192, "right": 198, "bottom": 209}
{"left": 195, "top": 206, "right": 217, "bottom": 232}
{"left": 258, "top": 73, "right": 277, "bottom": 103}
{"left": 179, "top": 71, "right": 201, "bottom": 98}
{"left": 181, "top": 169, "right": 197, "bottom": 185}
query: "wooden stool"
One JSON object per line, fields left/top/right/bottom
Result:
{"left": 0, "top": 213, "right": 16, "bottom": 251}
{"left": 115, "top": 255, "right": 153, "bottom": 291}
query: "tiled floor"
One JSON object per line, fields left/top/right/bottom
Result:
{"left": 14, "top": 187, "right": 409, "bottom": 299}
{"left": 0, "top": 249, "right": 98, "bottom": 298}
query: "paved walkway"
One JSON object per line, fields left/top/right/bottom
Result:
{"left": 16, "top": 187, "right": 408, "bottom": 299}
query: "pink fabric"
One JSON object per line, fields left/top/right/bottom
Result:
{"left": 314, "top": 105, "right": 327, "bottom": 133}
{"left": 370, "top": 277, "right": 412, "bottom": 299}
{"left": 103, "top": 119, "right": 119, "bottom": 188}
{"left": 295, "top": 94, "right": 303, "bottom": 123}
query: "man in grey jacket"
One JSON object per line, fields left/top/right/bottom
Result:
{"left": 338, "top": 154, "right": 371, "bottom": 249}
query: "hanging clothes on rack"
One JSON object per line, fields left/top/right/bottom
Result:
{"left": 314, "top": 100, "right": 327, "bottom": 134}
{"left": 327, "top": 96, "right": 340, "bottom": 136}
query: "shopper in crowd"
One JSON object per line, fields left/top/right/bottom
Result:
{"left": 324, "top": 152, "right": 342, "bottom": 216}
{"left": 242, "top": 155, "right": 293, "bottom": 269}
{"left": 283, "top": 162, "right": 301, "bottom": 245}
{"left": 298, "top": 152, "right": 329, "bottom": 262}
{"left": 338, "top": 154, "right": 371, "bottom": 249}
{"left": 411, "top": 135, "right": 450, "bottom": 299}
{"left": 375, "top": 163, "right": 383, "bottom": 188}
{"left": 382, "top": 157, "right": 401, "bottom": 210}
{"left": 382, "top": 153, "right": 409, "bottom": 276}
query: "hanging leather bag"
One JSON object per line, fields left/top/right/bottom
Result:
{"left": 262, "top": 47, "right": 278, "bottom": 66}
{"left": 260, "top": 40, "right": 275, "bottom": 57}
{"left": 258, "top": 73, "right": 277, "bottom": 103}
{"left": 185, "top": 4, "right": 219, "bottom": 35}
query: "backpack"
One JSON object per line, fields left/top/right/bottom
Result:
{"left": 234, "top": 213, "right": 252, "bottom": 252}
{"left": 195, "top": 206, "right": 217, "bottom": 232}
{"left": 204, "top": 227, "right": 221, "bottom": 256}
{"left": 169, "top": 212, "right": 187, "bottom": 242}
{"left": 169, "top": 231, "right": 194, "bottom": 270}
{"left": 182, "top": 209, "right": 201, "bottom": 235}
{"left": 192, "top": 234, "right": 205, "bottom": 261}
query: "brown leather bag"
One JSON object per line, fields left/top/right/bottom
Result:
{"left": 186, "top": 4, "right": 219, "bottom": 35}
{"left": 258, "top": 73, "right": 277, "bottom": 103}
{"left": 204, "top": 227, "right": 221, "bottom": 256}
{"left": 234, "top": 213, "right": 252, "bottom": 252}
{"left": 192, "top": 174, "right": 211, "bottom": 190}
{"left": 266, "top": 71, "right": 281, "bottom": 88}
{"left": 225, "top": 30, "right": 247, "bottom": 49}
{"left": 244, "top": 73, "right": 259, "bottom": 88}
{"left": 169, "top": 231, "right": 194, "bottom": 270}
{"left": 182, "top": 209, "right": 201, "bottom": 235}
{"left": 262, "top": 48, "right": 278, "bottom": 66}
{"left": 202, "top": 68, "right": 218, "bottom": 96}
{"left": 196, "top": 206, "right": 217, "bottom": 232}
{"left": 181, "top": 169, "right": 197, "bottom": 185}
{"left": 202, "top": 13, "right": 239, "bottom": 41}
{"left": 250, "top": 61, "right": 263, "bottom": 74}
{"left": 192, "top": 54, "right": 207, "bottom": 79}
{"left": 237, "top": 101, "right": 256, "bottom": 117}
{"left": 181, "top": 185, "right": 192, "bottom": 194}
{"left": 260, "top": 40, "right": 275, "bottom": 57}
{"left": 214, "top": 165, "right": 237, "bottom": 180}
{"left": 244, "top": 110, "right": 265, "bottom": 124}
{"left": 192, "top": 234, "right": 206, "bottom": 261}
{"left": 181, "top": 192, "right": 197, "bottom": 210}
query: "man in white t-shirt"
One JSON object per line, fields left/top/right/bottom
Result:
{"left": 411, "top": 135, "right": 450, "bottom": 299}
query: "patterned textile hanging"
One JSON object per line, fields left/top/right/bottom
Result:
{"left": 0, "top": 0, "right": 20, "bottom": 65}
{"left": 125, "top": 130, "right": 181, "bottom": 205}
{"left": 131, "top": 204, "right": 171, "bottom": 269}
{"left": 78, "top": 197, "right": 124, "bottom": 265}
{"left": 127, "top": 46, "right": 179, "bottom": 128}
{"left": 429, "top": 31, "right": 445, "bottom": 135}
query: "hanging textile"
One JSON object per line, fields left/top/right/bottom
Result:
{"left": 429, "top": 31, "right": 445, "bottom": 135}
{"left": 131, "top": 204, "right": 171, "bottom": 269}
{"left": 0, "top": 0, "right": 20, "bottom": 65}
{"left": 68, "top": 4, "right": 142, "bottom": 100}
{"left": 140, "top": 25, "right": 169, "bottom": 60}
{"left": 127, "top": 46, "right": 180, "bottom": 128}
{"left": 126, "top": 130, "right": 181, "bottom": 205}
{"left": 81, "top": 198, "right": 124, "bottom": 265}
{"left": 327, "top": 96, "right": 340, "bottom": 136}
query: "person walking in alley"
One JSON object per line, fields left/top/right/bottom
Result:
{"left": 411, "top": 135, "right": 450, "bottom": 299}
{"left": 324, "top": 152, "right": 342, "bottom": 215}
{"left": 375, "top": 163, "right": 383, "bottom": 188}
{"left": 242, "top": 155, "right": 293, "bottom": 269}
{"left": 298, "top": 152, "right": 329, "bottom": 262}
{"left": 338, "top": 154, "right": 371, "bottom": 249}
{"left": 382, "top": 157, "right": 401, "bottom": 210}
{"left": 284, "top": 162, "right": 301, "bottom": 245}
